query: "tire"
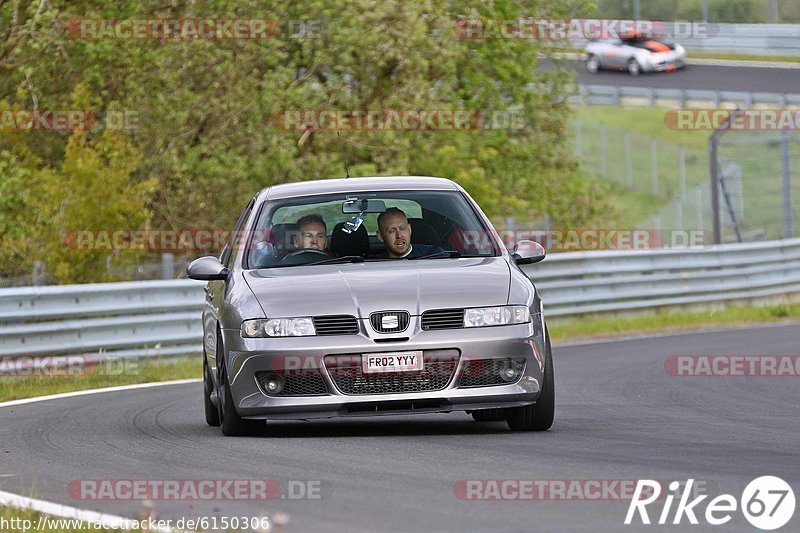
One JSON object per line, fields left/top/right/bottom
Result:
{"left": 506, "top": 330, "right": 555, "bottom": 431}
{"left": 586, "top": 54, "right": 599, "bottom": 74}
{"left": 471, "top": 409, "right": 506, "bottom": 422}
{"left": 216, "top": 339, "right": 263, "bottom": 436}
{"left": 203, "top": 353, "right": 220, "bottom": 427}
{"left": 627, "top": 58, "right": 641, "bottom": 76}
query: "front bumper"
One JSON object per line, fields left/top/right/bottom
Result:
{"left": 221, "top": 316, "right": 547, "bottom": 420}
{"left": 648, "top": 55, "right": 686, "bottom": 72}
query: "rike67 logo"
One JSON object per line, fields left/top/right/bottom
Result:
{"left": 625, "top": 477, "right": 795, "bottom": 530}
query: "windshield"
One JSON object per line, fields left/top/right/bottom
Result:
{"left": 244, "top": 190, "right": 500, "bottom": 268}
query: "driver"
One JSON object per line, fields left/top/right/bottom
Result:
{"left": 292, "top": 214, "right": 330, "bottom": 253}
{"left": 376, "top": 207, "right": 442, "bottom": 259}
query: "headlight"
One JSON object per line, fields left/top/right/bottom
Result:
{"left": 241, "top": 317, "right": 316, "bottom": 337}
{"left": 464, "top": 305, "right": 530, "bottom": 328}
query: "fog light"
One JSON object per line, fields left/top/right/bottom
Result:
{"left": 499, "top": 361, "right": 522, "bottom": 383}
{"left": 264, "top": 374, "right": 285, "bottom": 394}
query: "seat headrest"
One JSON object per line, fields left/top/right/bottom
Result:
{"left": 408, "top": 218, "right": 441, "bottom": 246}
{"left": 330, "top": 222, "right": 370, "bottom": 257}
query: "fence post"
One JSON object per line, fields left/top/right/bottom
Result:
{"left": 782, "top": 131, "right": 793, "bottom": 238}
{"left": 162, "top": 253, "right": 175, "bottom": 280}
{"left": 600, "top": 124, "right": 607, "bottom": 177}
{"left": 679, "top": 145, "right": 686, "bottom": 201}
{"left": 625, "top": 132, "right": 633, "bottom": 188}
{"left": 696, "top": 188, "right": 704, "bottom": 232}
{"left": 650, "top": 139, "right": 658, "bottom": 194}
{"left": 32, "top": 261, "right": 46, "bottom": 286}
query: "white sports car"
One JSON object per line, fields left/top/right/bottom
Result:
{"left": 584, "top": 34, "right": 686, "bottom": 75}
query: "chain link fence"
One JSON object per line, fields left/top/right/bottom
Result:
{"left": 712, "top": 131, "right": 800, "bottom": 243}
{"left": 573, "top": 118, "right": 713, "bottom": 243}
{"left": 572, "top": 119, "right": 798, "bottom": 246}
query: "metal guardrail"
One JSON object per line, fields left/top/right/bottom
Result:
{"left": 525, "top": 238, "right": 800, "bottom": 316}
{"left": 575, "top": 84, "right": 800, "bottom": 108}
{"left": 677, "top": 24, "right": 800, "bottom": 57}
{"left": 1, "top": 239, "right": 799, "bottom": 363}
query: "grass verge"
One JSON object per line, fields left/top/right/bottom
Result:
{"left": 548, "top": 301, "right": 800, "bottom": 343}
{"left": 0, "top": 356, "right": 200, "bottom": 403}
{"left": 686, "top": 51, "right": 800, "bottom": 63}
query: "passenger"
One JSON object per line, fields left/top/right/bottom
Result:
{"left": 292, "top": 214, "right": 329, "bottom": 252}
{"left": 376, "top": 207, "right": 442, "bottom": 259}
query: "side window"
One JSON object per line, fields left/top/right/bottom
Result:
{"left": 221, "top": 198, "right": 255, "bottom": 269}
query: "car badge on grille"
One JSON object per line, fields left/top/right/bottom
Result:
{"left": 381, "top": 315, "right": 399, "bottom": 329}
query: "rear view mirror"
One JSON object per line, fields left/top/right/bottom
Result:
{"left": 511, "top": 240, "right": 546, "bottom": 265}
{"left": 342, "top": 198, "right": 387, "bottom": 213}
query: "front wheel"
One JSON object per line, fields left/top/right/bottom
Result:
{"left": 506, "top": 331, "right": 555, "bottom": 431}
{"left": 586, "top": 54, "right": 600, "bottom": 73}
{"left": 217, "top": 350, "right": 263, "bottom": 436}
{"left": 627, "top": 58, "right": 641, "bottom": 76}
{"left": 203, "top": 354, "right": 220, "bottom": 427}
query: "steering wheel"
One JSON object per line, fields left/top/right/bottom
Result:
{"left": 279, "top": 248, "right": 331, "bottom": 265}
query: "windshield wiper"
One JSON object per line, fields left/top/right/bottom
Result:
{"left": 410, "top": 250, "right": 461, "bottom": 260}
{"left": 311, "top": 255, "right": 365, "bottom": 265}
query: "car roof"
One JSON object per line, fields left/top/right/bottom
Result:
{"left": 262, "top": 176, "right": 460, "bottom": 200}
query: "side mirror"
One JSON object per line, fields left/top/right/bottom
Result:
{"left": 511, "top": 240, "right": 546, "bottom": 265}
{"left": 187, "top": 256, "right": 229, "bottom": 281}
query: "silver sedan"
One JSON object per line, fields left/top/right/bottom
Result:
{"left": 188, "top": 176, "right": 554, "bottom": 436}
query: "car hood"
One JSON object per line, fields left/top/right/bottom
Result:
{"left": 243, "top": 257, "right": 511, "bottom": 318}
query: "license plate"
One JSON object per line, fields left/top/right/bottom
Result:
{"left": 362, "top": 351, "right": 423, "bottom": 374}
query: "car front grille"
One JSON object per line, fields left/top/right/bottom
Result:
{"left": 313, "top": 315, "right": 359, "bottom": 335}
{"left": 255, "top": 370, "right": 328, "bottom": 396}
{"left": 324, "top": 351, "right": 459, "bottom": 395}
{"left": 459, "top": 358, "right": 526, "bottom": 388}
{"left": 369, "top": 311, "right": 410, "bottom": 333}
{"left": 421, "top": 308, "right": 464, "bottom": 330}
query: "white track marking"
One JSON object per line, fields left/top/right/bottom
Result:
{"left": 0, "top": 379, "right": 200, "bottom": 409}
{"left": 0, "top": 379, "right": 204, "bottom": 531}
{"left": 0, "top": 490, "right": 189, "bottom": 532}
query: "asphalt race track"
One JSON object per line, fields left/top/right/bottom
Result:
{"left": 541, "top": 58, "right": 800, "bottom": 94}
{"left": 1, "top": 324, "right": 798, "bottom": 532}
